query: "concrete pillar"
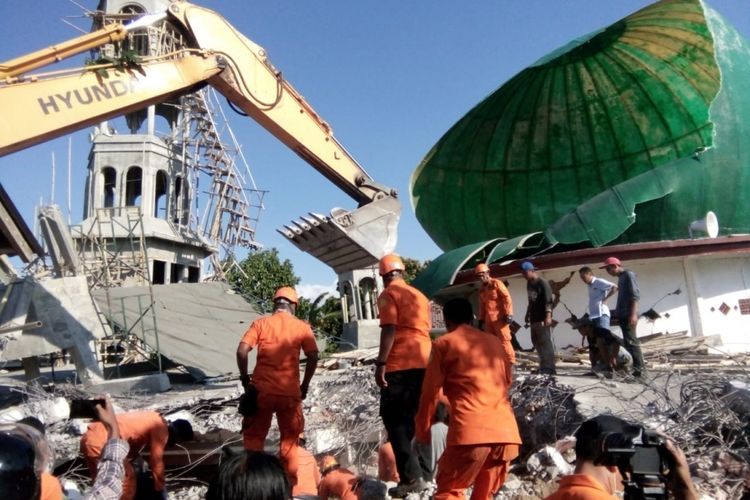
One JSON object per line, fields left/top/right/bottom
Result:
{"left": 682, "top": 256, "right": 704, "bottom": 337}
{"left": 21, "top": 356, "right": 41, "bottom": 381}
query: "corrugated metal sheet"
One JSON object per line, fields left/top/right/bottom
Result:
{"left": 92, "top": 282, "right": 260, "bottom": 380}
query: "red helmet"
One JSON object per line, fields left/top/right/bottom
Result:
{"left": 474, "top": 263, "right": 490, "bottom": 274}
{"left": 379, "top": 254, "right": 405, "bottom": 276}
{"left": 273, "top": 287, "right": 298, "bottom": 304}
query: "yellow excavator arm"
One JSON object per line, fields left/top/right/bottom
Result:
{"left": 0, "top": 1, "right": 400, "bottom": 269}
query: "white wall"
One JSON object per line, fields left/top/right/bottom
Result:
{"left": 501, "top": 252, "right": 750, "bottom": 353}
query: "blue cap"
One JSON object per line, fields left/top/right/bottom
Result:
{"left": 520, "top": 261, "right": 535, "bottom": 272}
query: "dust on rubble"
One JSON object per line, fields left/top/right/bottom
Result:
{"left": 1, "top": 361, "right": 749, "bottom": 499}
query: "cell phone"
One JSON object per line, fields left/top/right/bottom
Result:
{"left": 69, "top": 399, "right": 105, "bottom": 420}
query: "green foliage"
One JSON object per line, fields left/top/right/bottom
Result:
{"left": 298, "top": 293, "right": 343, "bottom": 353}
{"left": 227, "top": 249, "right": 300, "bottom": 312}
{"left": 402, "top": 257, "right": 432, "bottom": 284}
{"left": 85, "top": 47, "right": 143, "bottom": 78}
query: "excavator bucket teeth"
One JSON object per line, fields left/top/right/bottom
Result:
{"left": 277, "top": 196, "right": 401, "bottom": 273}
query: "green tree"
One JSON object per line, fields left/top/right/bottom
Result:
{"left": 227, "top": 248, "right": 300, "bottom": 312}
{"left": 402, "top": 257, "right": 432, "bottom": 284}
{"left": 297, "top": 292, "right": 344, "bottom": 354}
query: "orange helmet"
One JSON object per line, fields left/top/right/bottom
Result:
{"left": 379, "top": 254, "right": 405, "bottom": 276}
{"left": 475, "top": 263, "right": 490, "bottom": 275}
{"left": 320, "top": 455, "right": 339, "bottom": 471}
{"left": 273, "top": 286, "right": 298, "bottom": 304}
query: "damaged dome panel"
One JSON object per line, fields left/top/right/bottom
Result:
{"left": 411, "top": 0, "right": 722, "bottom": 251}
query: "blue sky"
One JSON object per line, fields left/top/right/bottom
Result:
{"left": 1, "top": 1, "right": 749, "bottom": 296}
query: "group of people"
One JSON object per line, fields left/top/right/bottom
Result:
{"left": 232, "top": 252, "right": 671, "bottom": 499}
{"left": 233, "top": 254, "right": 522, "bottom": 500}
{"left": 475, "top": 256, "right": 647, "bottom": 379}
{"left": 0, "top": 253, "right": 688, "bottom": 500}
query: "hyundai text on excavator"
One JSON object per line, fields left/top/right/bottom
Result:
{"left": 0, "top": 1, "right": 400, "bottom": 272}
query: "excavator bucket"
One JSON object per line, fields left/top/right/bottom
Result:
{"left": 277, "top": 196, "right": 401, "bottom": 274}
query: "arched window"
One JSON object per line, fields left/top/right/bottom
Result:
{"left": 125, "top": 166, "right": 142, "bottom": 207}
{"left": 101, "top": 167, "right": 117, "bottom": 208}
{"left": 173, "top": 175, "right": 182, "bottom": 224}
{"left": 342, "top": 281, "right": 357, "bottom": 322}
{"left": 359, "top": 277, "right": 377, "bottom": 320}
{"left": 154, "top": 170, "right": 168, "bottom": 218}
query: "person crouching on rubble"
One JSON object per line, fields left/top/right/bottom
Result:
{"left": 318, "top": 455, "right": 358, "bottom": 500}
{"left": 571, "top": 316, "right": 632, "bottom": 377}
{"left": 236, "top": 286, "right": 320, "bottom": 492}
{"left": 374, "top": 254, "right": 432, "bottom": 497}
{"left": 294, "top": 434, "right": 321, "bottom": 499}
{"left": 416, "top": 298, "right": 522, "bottom": 500}
{"left": 545, "top": 415, "right": 698, "bottom": 499}
{"left": 5, "top": 397, "right": 129, "bottom": 500}
{"left": 80, "top": 410, "right": 193, "bottom": 500}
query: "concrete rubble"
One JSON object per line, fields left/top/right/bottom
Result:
{"left": 0, "top": 340, "right": 748, "bottom": 499}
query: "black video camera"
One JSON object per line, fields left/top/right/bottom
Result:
{"left": 598, "top": 425, "right": 669, "bottom": 500}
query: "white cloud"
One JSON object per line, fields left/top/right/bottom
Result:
{"left": 297, "top": 281, "right": 338, "bottom": 300}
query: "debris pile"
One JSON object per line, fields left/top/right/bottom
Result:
{"left": 510, "top": 375, "right": 582, "bottom": 458}
{"left": 1, "top": 352, "right": 749, "bottom": 499}
{"left": 305, "top": 366, "right": 381, "bottom": 471}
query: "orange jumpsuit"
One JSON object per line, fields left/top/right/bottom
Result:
{"left": 81, "top": 411, "right": 168, "bottom": 500}
{"left": 377, "top": 277, "right": 432, "bottom": 483}
{"left": 377, "top": 441, "right": 400, "bottom": 482}
{"left": 478, "top": 278, "right": 515, "bottom": 378}
{"left": 377, "top": 277, "right": 432, "bottom": 374}
{"left": 239, "top": 310, "right": 318, "bottom": 490}
{"left": 319, "top": 467, "right": 359, "bottom": 500}
{"left": 293, "top": 446, "right": 321, "bottom": 496}
{"left": 545, "top": 474, "right": 618, "bottom": 499}
{"left": 41, "top": 472, "right": 63, "bottom": 500}
{"left": 416, "top": 323, "right": 522, "bottom": 500}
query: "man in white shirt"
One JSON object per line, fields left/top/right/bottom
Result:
{"left": 579, "top": 266, "right": 618, "bottom": 329}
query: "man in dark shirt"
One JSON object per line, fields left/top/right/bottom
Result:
{"left": 522, "top": 261, "right": 556, "bottom": 375}
{"left": 602, "top": 257, "right": 646, "bottom": 378}
{"left": 572, "top": 316, "right": 632, "bottom": 376}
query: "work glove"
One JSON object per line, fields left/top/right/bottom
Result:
{"left": 240, "top": 374, "right": 251, "bottom": 389}
{"left": 238, "top": 384, "right": 258, "bottom": 417}
{"left": 300, "top": 382, "right": 309, "bottom": 400}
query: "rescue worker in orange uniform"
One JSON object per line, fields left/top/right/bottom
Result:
{"left": 416, "top": 298, "right": 522, "bottom": 500}
{"left": 80, "top": 411, "right": 194, "bottom": 500}
{"left": 475, "top": 263, "right": 515, "bottom": 380}
{"left": 236, "top": 286, "right": 319, "bottom": 492}
{"left": 318, "top": 455, "right": 359, "bottom": 500}
{"left": 374, "top": 254, "right": 432, "bottom": 497}
{"left": 294, "top": 434, "right": 321, "bottom": 498}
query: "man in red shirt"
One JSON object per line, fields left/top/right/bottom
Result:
{"left": 416, "top": 298, "right": 521, "bottom": 500}
{"left": 374, "top": 254, "right": 432, "bottom": 497}
{"left": 236, "top": 286, "right": 319, "bottom": 491}
{"left": 475, "top": 263, "right": 515, "bottom": 380}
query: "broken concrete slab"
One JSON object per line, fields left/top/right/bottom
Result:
{"left": 1, "top": 276, "right": 106, "bottom": 383}
{"left": 86, "top": 372, "right": 170, "bottom": 395}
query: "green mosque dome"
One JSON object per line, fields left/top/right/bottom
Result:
{"left": 411, "top": 0, "right": 750, "bottom": 255}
